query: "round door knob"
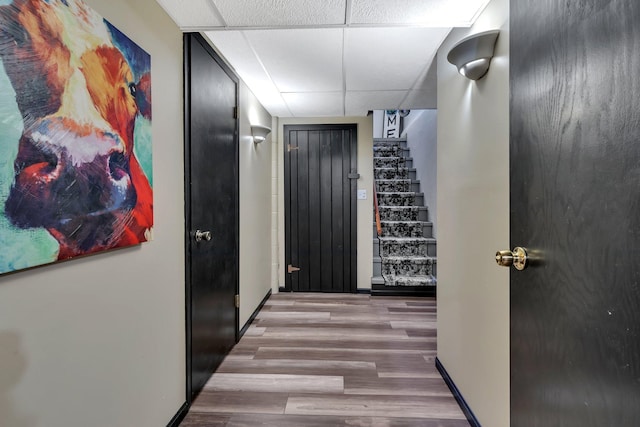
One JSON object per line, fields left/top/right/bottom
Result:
{"left": 495, "top": 247, "right": 528, "bottom": 270}
{"left": 194, "top": 230, "right": 212, "bottom": 242}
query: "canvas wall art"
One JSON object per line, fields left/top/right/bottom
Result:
{"left": 0, "top": 0, "right": 153, "bottom": 274}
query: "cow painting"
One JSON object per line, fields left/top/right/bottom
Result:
{"left": 0, "top": 0, "right": 153, "bottom": 274}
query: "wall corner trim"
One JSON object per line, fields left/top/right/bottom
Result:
{"left": 239, "top": 289, "right": 272, "bottom": 338}
{"left": 435, "top": 357, "right": 482, "bottom": 427}
{"left": 166, "top": 401, "right": 189, "bottom": 427}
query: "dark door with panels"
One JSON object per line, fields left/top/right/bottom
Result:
{"left": 284, "top": 124, "right": 357, "bottom": 293}
{"left": 509, "top": 1, "right": 640, "bottom": 425}
{"left": 184, "top": 33, "right": 239, "bottom": 402}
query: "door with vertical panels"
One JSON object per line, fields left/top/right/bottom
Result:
{"left": 284, "top": 124, "right": 357, "bottom": 293}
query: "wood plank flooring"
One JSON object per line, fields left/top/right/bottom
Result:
{"left": 181, "top": 293, "right": 469, "bottom": 427}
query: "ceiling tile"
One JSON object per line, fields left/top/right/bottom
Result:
{"left": 203, "top": 31, "right": 291, "bottom": 116}
{"left": 345, "top": 90, "right": 407, "bottom": 116}
{"left": 345, "top": 27, "right": 448, "bottom": 91}
{"left": 350, "top": 0, "right": 490, "bottom": 26}
{"left": 245, "top": 29, "right": 344, "bottom": 93}
{"left": 282, "top": 92, "right": 344, "bottom": 117}
{"left": 400, "top": 89, "right": 438, "bottom": 110}
{"left": 156, "top": 0, "right": 225, "bottom": 28}
{"left": 213, "top": 0, "right": 347, "bottom": 27}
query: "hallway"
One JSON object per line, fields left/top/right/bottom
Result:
{"left": 181, "top": 293, "right": 468, "bottom": 426}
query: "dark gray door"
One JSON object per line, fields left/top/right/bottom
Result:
{"left": 184, "top": 33, "right": 238, "bottom": 401}
{"left": 510, "top": 1, "right": 640, "bottom": 425}
{"left": 284, "top": 124, "right": 357, "bottom": 293}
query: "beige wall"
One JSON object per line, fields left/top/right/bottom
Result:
{"left": 238, "top": 82, "right": 273, "bottom": 327}
{"left": 436, "top": 0, "right": 510, "bottom": 425}
{"left": 276, "top": 116, "right": 373, "bottom": 291}
{"left": 0, "top": 0, "right": 185, "bottom": 426}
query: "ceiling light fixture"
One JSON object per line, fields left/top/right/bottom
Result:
{"left": 251, "top": 125, "right": 272, "bottom": 144}
{"left": 447, "top": 30, "right": 500, "bottom": 80}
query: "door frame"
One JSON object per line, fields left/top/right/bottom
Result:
{"left": 183, "top": 32, "right": 239, "bottom": 404}
{"left": 283, "top": 123, "right": 358, "bottom": 293}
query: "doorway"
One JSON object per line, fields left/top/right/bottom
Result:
{"left": 184, "top": 33, "right": 239, "bottom": 402}
{"left": 284, "top": 124, "right": 358, "bottom": 293}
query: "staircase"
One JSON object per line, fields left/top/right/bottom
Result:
{"left": 371, "top": 138, "right": 437, "bottom": 297}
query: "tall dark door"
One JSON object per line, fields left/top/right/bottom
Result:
{"left": 284, "top": 124, "right": 357, "bottom": 293}
{"left": 184, "top": 33, "right": 238, "bottom": 401}
{"left": 510, "top": 1, "right": 640, "bottom": 425}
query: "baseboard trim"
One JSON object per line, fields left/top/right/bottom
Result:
{"left": 239, "top": 289, "right": 272, "bottom": 338}
{"left": 435, "top": 357, "right": 481, "bottom": 427}
{"left": 166, "top": 401, "right": 189, "bottom": 427}
{"left": 356, "top": 288, "right": 371, "bottom": 294}
{"left": 278, "top": 286, "right": 287, "bottom": 292}
{"left": 371, "top": 284, "right": 436, "bottom": 297}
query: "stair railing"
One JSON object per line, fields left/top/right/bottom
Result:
{"left": 373, "top": 183, "right": 383, "bottom": 237}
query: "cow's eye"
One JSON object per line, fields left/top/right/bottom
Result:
{"left": 128, "top": 82, "right": 137, "bottom": 98}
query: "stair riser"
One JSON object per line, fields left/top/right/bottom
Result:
{"left": 376, "top": 180, "right": 411, "bottom": 192}
{"left": 374, "top": 240, "right": 436, "bottom": 257}
{"left": 373, "top": 146, "right": 409, "bottom": 158}
{"left": 378, "top": 207, "right": 428, "bottom": 222}
{"left": 379, "top": 222, "right": 425, "bottom": 238}
{"left": 382, "top": 260, "right": 433, "bottom": 276}
{"left": 374, "top": 168, "right": 409, "bottom": 180}
{"left": 377, "top": 193, "right": 415, "bottom": 207}
{"left": 380, "top": 241, "right": 427, "bottom": 257}
{"left": 374, "top": 259, "right": 437, "bottom": 277}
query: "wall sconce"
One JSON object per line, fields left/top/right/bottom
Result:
{"left": 447, "top": 30, "right": 500, "bottom": 80}
{"left": 251, "top": 125, "right": 271, "bottom": 143}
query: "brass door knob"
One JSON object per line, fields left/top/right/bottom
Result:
{"left": 495, "top": 247, "right": 528, "bottom": 270}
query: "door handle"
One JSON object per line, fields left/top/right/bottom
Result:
{"left": 496, "top": 247, "right": 529, "bottom": 270}
{"left": 194, "top": 230, "right": 212, "bottom": 242}
{"left": 287, "top": 264, "right": 301, "bottom": 273}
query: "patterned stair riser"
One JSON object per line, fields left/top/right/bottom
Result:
{"left": 377, "top": 192, "right": 415, "bottom": 207}
{"left": 374, "top": 168, "right": 409, "bottom": 180}
{"left": 382, "top": 258, "right": 433, "bottom": 276}
{"left": 374, "top": 157, "right": 405, "bottom": 169}
{"left": 379, "top": 239, "right": 428, "bottom": 257}
{"left": 378, "top": 206, "right": 420, "bottom": 221}
{"left": 373, "top": 146, "right": 403, "bottom": 157}
{"left": 386, "top": 276, "right": 437, "bottom": 287}
{"left": 380, "top": 221, "right": 424, "bottom": 238}
{"left": 376, "top": 179, "right": 411, "bottom": 192}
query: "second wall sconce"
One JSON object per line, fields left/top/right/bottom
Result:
{"left": 251, "top": 124, "right": 272, "bottom": 143}
{"left": 447, "top": 30, "right": 500, "bottom": 80}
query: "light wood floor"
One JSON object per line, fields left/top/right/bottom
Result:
{"left": 181, "top": 293, "right": 469, "bottom": 427}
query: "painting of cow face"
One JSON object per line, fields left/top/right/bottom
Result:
{"left": 0, "top": 0, "right": 153, "bottom": 274}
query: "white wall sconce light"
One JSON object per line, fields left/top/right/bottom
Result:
{"left": 251, "top": 124, "right": 271, "bottom": 143}
{"left": 447, "top": 30, "right": 500, "bottom": 80}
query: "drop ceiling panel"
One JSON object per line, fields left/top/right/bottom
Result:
{"left": 350, "top": 0, "right": 490, "bottom": 26}
{"left": 282, "top": 92, "right": 344, "bottom": 117}
{"left": 345, "top": 27, "right": 449, "bottom": 91}
{"left": 213, "top": 0, "right": 347, "bottom": 27}
{"left": 156, "top": 0, "right": 225, "bottom": 28}
{"left": 245, "top": 29, "right": 344, "bottom": 93}
{"left": 400, "top": 89, "right": 438, "bottom": 110}
{"left": 345, "top": 90, "right": 407, "bottom": 116}
{"left": 204, "top": 31, "right": 291, "bottom": 117}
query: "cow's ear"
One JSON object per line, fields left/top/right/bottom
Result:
{"left": 134, "top": 72, "right": 151, "bottom": 120}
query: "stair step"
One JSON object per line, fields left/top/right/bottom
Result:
{"left": 382, "top": 274, "right": 437, "bottom": 287}
{"left": 376, "top": 179, "right": 411, "bottom": 192}
{"left": 374, "top": 221, "right": 432, "bottom": 238}
{"left": 373, "top": 146, "right": 410, "bottom": 158}
{"left": 378, "top": 206, "right": 428, "bottom": 222}
{"left": 374, "top": 157, "right": 413, "bottom": 169}
{"left": 381, "top": 256, "right": 434, "bottom": 276}
{"left": 377, "top": 192, "right": 424, "bottom": 207}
